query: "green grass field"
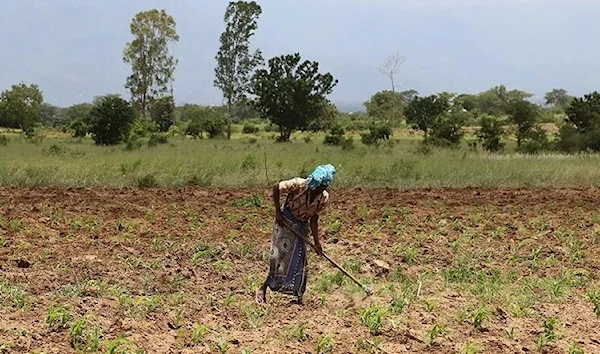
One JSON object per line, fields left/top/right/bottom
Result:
{"left": 1, "top": 127, "right": 599, "bottom": 189}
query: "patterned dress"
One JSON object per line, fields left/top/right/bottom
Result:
{"left": 265, "top": 177, "right": 329, "bottom": 299}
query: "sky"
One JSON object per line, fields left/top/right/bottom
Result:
{"left": 1, "top": 0, "right": 599, "bottom": 111}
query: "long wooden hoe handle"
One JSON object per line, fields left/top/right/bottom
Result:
{"left": 279, "top": 219, "right": 373, "bottom": 296}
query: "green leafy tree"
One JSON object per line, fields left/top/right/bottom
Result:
{"left": 88, "top": 95, "right": 136, "bottom": 145}
{"left": 476, "top": 85, "right": 533, "bottom": 115}
{"left": 404, "top": 94, "right": 450, "bottom": 139}
{"left": 429, "top": 109, "right": 467, "bottom": 147}
{"left": 123, "top": 9, "right": 179, "bottom": 120}
{"left": 150, "top": 96, "right": 175, "bottom": 132}
{"left": 65, "top": 103, "right": 93, "bottom": 137}
{"left": 252, "top": 53, "right": 338, "bottom": 141}
{"left": 545, "top": 89, "right": 573, "bottom": 109}
{"left": 364, "top": 90, "right": 405, "bottom": 123}
{"left": 214, "top": 1, "right": 263, "bottom": 139}
{"left": 40, "top": 103, "right": 60, "bottom": 127}
{"left": 477, "top": 115, "right": 506, "bottom": 152}
{"left": 184, "top": 106, "right": 226, "bottom": 139}
{"left": 557, "top": 91, "right": 600, "bottom": 152}
{"left": 304, "top": 102, "right": 338, "bottom": 132}
{"left": 508, "top": 99, "right": 539, "bottom": 148}
{"left": 0, "top": 82, "right": 44, "bottom": 135}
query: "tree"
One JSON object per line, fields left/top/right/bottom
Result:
{"left": 429, "top": 104, "right": 467, "bottom": 147}
{"left": 40, "top": 103, "right": 60, "bottom": 127}
{"left": 214, "top": 1, "right": 263, "bottom": 139}
{"left": 364, "top": 90, "right": 405, "bottom": 124}
{"left": 0, "top": 82, "right": 44, "bottom": 135}
{"left": 557, "top": 92, "right": 600, "bottom": 152}
{"left": 545, "top": 89, "right": 573, "bottom": 109}
{"left": 88, "top": 95, "right": 135, "bottom": 145}
{"left": 252, "top": 53, "right": 338, "bottom": 141}
{"left": 404, "top": 94, "right": 450, "bottom": 139}
{"left": 476, "top": 85, "right": 533, "bottom": 115}
{"left": 378, "top": 52, "right": 406, "bottom": 128}
{"left": 65, "top": 103, "right": 93, "bottom": 137}
{"left": 508, "top": 99, "right": 539, "bottom": 148}
{"left": 123, "top": 9, "right": 179, "bottom": 120}
{"left": 304, "top": 102, "right": 338, "bottom": 132}
{"left": 184, "top": 105, "right": 226, "bottom": 139}
{"left": 477, "top": 116, "right": 506, "bottom": 152}
{"left": 150, "top": 96, "right": 175, "bottom": 132}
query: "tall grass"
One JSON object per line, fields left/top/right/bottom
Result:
{"left": 2, "top": 131, "right": 600, "bottom": 188}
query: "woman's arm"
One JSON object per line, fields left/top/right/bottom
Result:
{"left": 310, "top": 215, "right": 323, "bottom": 256}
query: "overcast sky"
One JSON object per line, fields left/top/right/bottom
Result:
{"left": 1, "top": 0, "right": 598, "bottom": 110}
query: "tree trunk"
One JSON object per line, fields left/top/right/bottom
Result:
{"left": 227, "top": 102, "right": 232, "bottom": 140}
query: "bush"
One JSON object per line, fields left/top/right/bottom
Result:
{"left": 323, "top": 126, "right": 345, "bottom": 146}
{"left": 88, "top": 95, "right": 135, "bottom": 146}
{"left": 131, "top": 120, "right": 159, "bottom": 138}
{"left": 427, "top": 112, "right": 466, "bottom": 147}
{"left": 519, "top": 127, "right": 551, "bottom": 154}
{"left": 242, "top": 123, "right": 259, "bottom": 134}
{"left": 0, "top": 135, "right": 8, "bottom": 146}
{"left": 477, "top": 116, "right": 506, "bottom": 152}
{"left": 361, "top": 124, "right": 392, "bottom": 146}
{"left": 147, "top": 133, "right": 168, "bottom": 147}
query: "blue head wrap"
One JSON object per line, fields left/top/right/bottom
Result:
{"left": 307, "top": 164, "right": 336, "bottom": 190}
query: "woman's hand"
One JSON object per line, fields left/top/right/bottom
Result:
{"left": 314, "top": 240, "right": 323, "bottom": 256}
{"left": 275, "top": 209, "right": 285, "bottom": 225}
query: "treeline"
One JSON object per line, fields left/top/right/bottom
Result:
{"left": 1, "top": 1, "right": 600, "bottom": 154}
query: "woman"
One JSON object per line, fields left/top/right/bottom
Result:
{"left": 255, "top": 164, "right": 336, "bottom": 305}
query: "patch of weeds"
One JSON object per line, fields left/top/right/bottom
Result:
{"left": 313, "top": 271, "right": 345, "bottom": 293}
{"left": 424, "top": 323, "right": 447, "bottom": 346}
{"left": 568, "top": 343, "right": 584, "bottom": 354}
{"left": 536, "top": 317, "right": 560, "bottom": 352}
{"left": 70, "top": 316, "right": 102, "bottom": 352}
{"left": 355, "top": 337, "right": 382, "bottom": 353}
{"left": 587, "top": 289, "right": 600, "bottom": 317}
{"left": 471, "top": 306, "right": 492, "bottom": 331}
{"left": 464, "top": 341, "right": 483, "bottom": 354}
{"left": 243, "top": 305, "right": 266, "bottom": 330}
{"left": 505, "top": 327, "right": 515, "bottom": 340}
{"left": 424, "top": 298, "right": 436, "bottom": 312}
{"left": 403, "top": 246, "right": 418, "bottom": 265}
{"left": 359, "top": 303, "right": 388, "bottom": 335}
{"left": 231, "top": 194, "right": 263, "bottom": 207}
{"left": 192, "top": 241, "right": 221, "bottom": 265}
{"left": 191, "top": 324, "right": 209, "bottom": 345}
{"left": 126, "top": 257, "right": 143, "bottom": 270}
{"left": 8, "top": 218, "right": 23, "bottom": 233}
{"left": 103, "top": 334, "right": 145, "bottom": 354}
{"left": 123, "top": 296, "right": 161, "bottom": 318}
{"left": 120, "top": 159, "right": 142, "bottom": 175}
{"left": 223, "top": 292, "right": 236, "bottom": 307}
{"left": 316, "top": 334, "right": 334, "bottom": 354}
{"left": 46, "top": 305, "right": 72, "bottom": 330}
{"left": 215, "top": 337, "right": 229, "bottom": 353}
{"left": 326, "top": 217, "right": 343, "bottom": 235}
{"left": 213, "top": 260, "right": 233, "bottom": 272}
{"left": 137, "top": 173, "right": 159, "bottom": 188}
{"left": 286, "top": 321, "right": 310, "bottom": 342}
{"left": 0, "top": 279, "right": 29, "bottom": 310}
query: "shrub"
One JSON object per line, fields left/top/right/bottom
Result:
{"left": 361, "top": 124, "right": 392, "bottom": 146}
{"left": 88, "top": 95, "right": 135, "bottom": 146}
{"left": 242, "top": 123, "right": 259, "bottom": 134}
{"left": 477, "top": 116, "right": 506, "bottom": 152}
{"left": 0, "top": 135, "right": 8, "bottom": 146}
{"left": 147, "top": 133, "right": 168, "bottom": 147}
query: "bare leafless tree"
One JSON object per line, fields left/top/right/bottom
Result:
{"left": 378, "top": 52, "right": 406, "bottom": 128}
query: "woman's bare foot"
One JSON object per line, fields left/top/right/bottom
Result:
{"left": 255, "top": 286, "right": 267, "bottom": 305}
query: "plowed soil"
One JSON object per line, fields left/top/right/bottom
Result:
{"left": 1, "top": 187, "right": 600, "bottom": 353}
